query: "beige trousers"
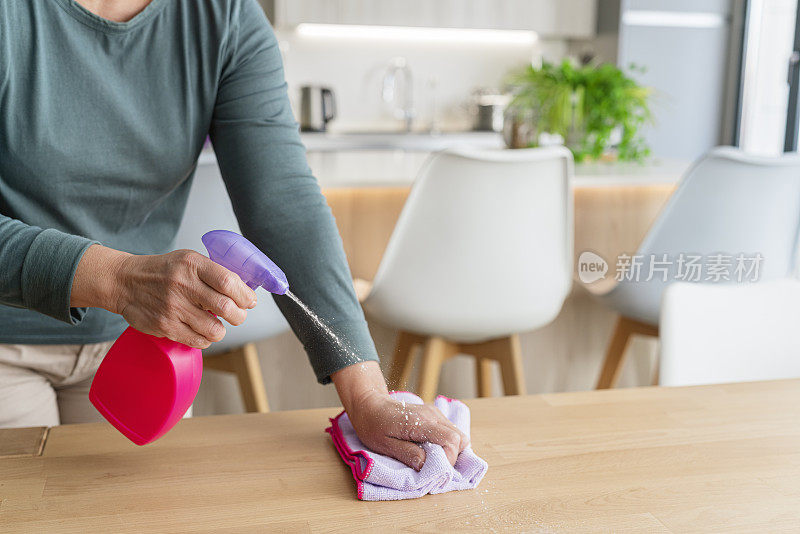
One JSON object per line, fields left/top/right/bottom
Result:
{"left": 0, "top": 340, "right": 115, "bottom": 429}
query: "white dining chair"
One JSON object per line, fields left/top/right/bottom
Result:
{"left": 660, "top": 279, "right": 800, "bottom": 386}
{"left": 173, "top": 156, "right": 290, "bottom": 413}
{"left": 590, "top": 147, "right": 800, "bottom": 389}
{"left": 361, "top": 147, "right": 574, "bottom": 401}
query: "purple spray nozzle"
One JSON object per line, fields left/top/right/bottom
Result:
{"left": 201, "top": 230, "right": 289, "bottom": 295}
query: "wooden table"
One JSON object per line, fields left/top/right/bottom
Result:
{"left": 2, "top": 380, "right": 799, "bottom": 532}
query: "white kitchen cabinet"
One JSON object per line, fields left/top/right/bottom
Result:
{"left": 268, "top": 0, "right": 597, "bottom": 38}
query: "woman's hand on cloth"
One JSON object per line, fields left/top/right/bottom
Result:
{"left": 332, "top": 361, "right": 469, "bottom": 471}
{"left": 71, "top": 244, "right": 257, "bottom": 348}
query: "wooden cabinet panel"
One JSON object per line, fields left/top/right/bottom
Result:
{"left": 323, "top": 183, "right": 675, "bottom": 282}
{"left": 324, "top": 187, "right": 410, "bottom": 281}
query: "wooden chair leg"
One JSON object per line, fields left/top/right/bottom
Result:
{"left": 475, "top": 358, "right": 494, "bottom": 397}
{"left": 417, "top": 337, "right": 455, "bottom": 403}
{"left": 463, "top": 335, "right": 527, "bottom": 397}
{"left": 596, "top": 316, "right": 659, "bottom": 390}
{"left": 596, "top": 318, "right": 634, "bottom": 390}
{"left": 496, "top": 335, "right": 526, "bottom": 396}
{"left": 204, "top": 343, "right": 270, "bottom": 413}
{"left": 388, "top": 331, "right": 424, "bottom": 391}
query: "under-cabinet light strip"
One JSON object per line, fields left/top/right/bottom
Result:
{"left": 622, "top": 11, "right": 726, "bottom": 29}
{"left": 295, "top": 23, "right": 538, "bottom": 45}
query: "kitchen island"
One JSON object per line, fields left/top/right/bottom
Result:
{"left": 308, "top": 150, "right": 687, "bottom": 281}
{"left": 2, "top": 379, "right": 798, "bottom": 532}
{"left": 199, "top": 146, "right": 688, "bottom": 281}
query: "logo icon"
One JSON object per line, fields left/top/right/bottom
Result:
{"left": 578, "top": 251, "right": 608, "bottom": 284}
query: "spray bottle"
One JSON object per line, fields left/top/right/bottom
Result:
{"left": 89, "top": 230, "right": 288, "bottom": 445}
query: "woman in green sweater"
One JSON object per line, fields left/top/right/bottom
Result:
{"left": 0, "top": 0, "right": 466, "bottom": 471}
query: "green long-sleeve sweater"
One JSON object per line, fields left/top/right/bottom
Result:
{"left": 0, "top": 0, "right": 378, "bottom": 383}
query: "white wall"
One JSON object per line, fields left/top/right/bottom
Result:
{"left": 276, "top": 29, "right": 567, "bottom": 132}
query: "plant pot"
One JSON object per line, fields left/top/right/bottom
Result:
{"left": 503, "top": 107, "right": 539, "bottom": 149}
{"left": 503, "top": 90, "right": 585, "bottom": 151}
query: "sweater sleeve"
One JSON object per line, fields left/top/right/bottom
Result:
{"left": 0, "top": 214, "right": 97, "bottom": 324}
{"left": 208, "top": 0, "right": 379, "bottom": 384}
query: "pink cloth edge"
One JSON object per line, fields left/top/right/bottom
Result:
{"left": 326, "top": 426, "right": 366, "bottom": 499}
{"left": 328, "top": 413, "right": 374, "bottom": 481}
{"left": 327, "top": 413, "right": 377, "bottom": 500}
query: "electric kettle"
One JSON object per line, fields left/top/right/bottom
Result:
{"left": 300, "top": 85, "right": 336, "bottom": 132}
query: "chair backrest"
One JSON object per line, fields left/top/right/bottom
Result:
{"left": 638, "top": 147, "right": 800, "bottom": 276}
{"left": 606, "top": 147, "right": 800, "bottom": 324}
{"left": 660, "top": 279, "right": 800, "bottom": 386}
{"left": 364, "top": 146, "right": 573, "bottom": 343}
{"left": 173, "top": 163, "right": 289, "bottom": 354}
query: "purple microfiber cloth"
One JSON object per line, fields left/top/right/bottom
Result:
{"left": 325, "top": 391, "right": 488, "bottom": 501}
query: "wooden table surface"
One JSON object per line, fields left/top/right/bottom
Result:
{"left": 2, "top": 380, "right": 799, "bottom": 533}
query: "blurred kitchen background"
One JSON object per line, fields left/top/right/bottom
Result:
{"left": 189, "top": 0, "right": 800, "bottom": 414}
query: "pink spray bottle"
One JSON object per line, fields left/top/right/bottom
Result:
{"left": 89, "top": 230, "right": 289, "bottom": 445}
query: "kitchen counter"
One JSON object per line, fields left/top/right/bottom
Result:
{"left": 2, "top": 379, "right": 799, "bottom": 532}
{"left": 300, "top": 130, "right": 506, "bottom": 152}
{"left": 197, "top": 147, "right": 690, "bottom": 189}
{"left": 195, "top": 130, "right": 503, "bottom": 167}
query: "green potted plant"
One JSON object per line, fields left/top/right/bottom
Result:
{"left": 504, "top": 59, "right": 652, "bottom": 162}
